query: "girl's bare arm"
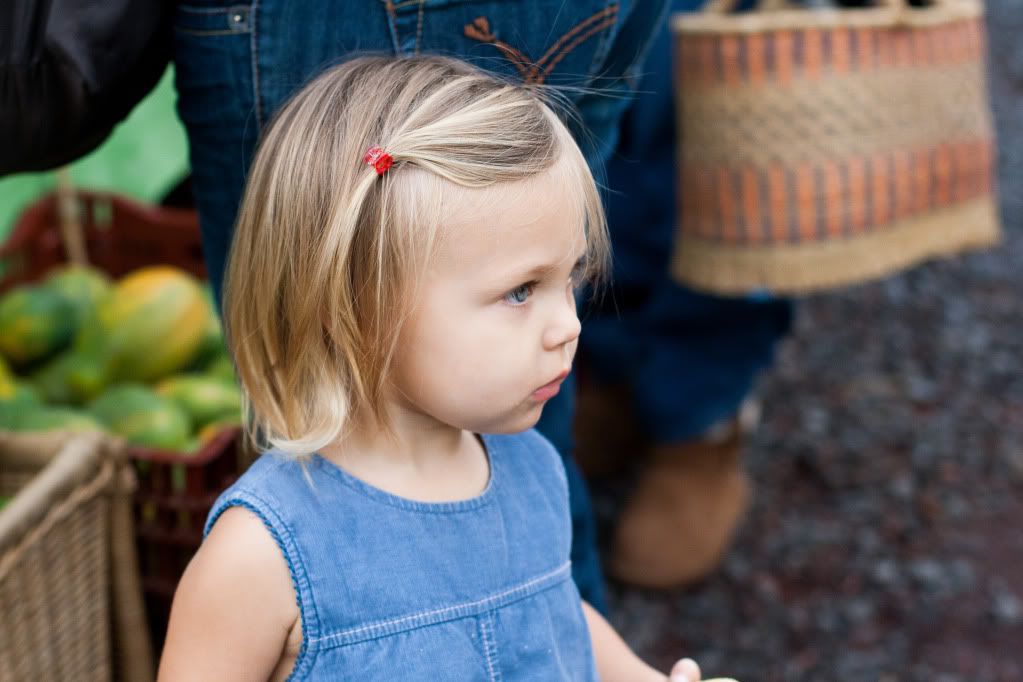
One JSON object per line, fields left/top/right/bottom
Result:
{"left": 583, "top": 600, "right": 701, "bottom": 682}
{"left": 158, "top": 506, "right": 299, "bottom": 682}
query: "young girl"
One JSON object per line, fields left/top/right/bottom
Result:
{"left": 158, "top": 55, "right": 707, "bottom": 682}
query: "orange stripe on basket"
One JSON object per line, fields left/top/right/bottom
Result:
{"left": 696, "top": 168, "right": 718, "bottom": 238}
{"left": 934, "top": 143, "right": 952, "bottom": 206}
{"left": 741, "top": 167, "right": 763, "bottom": 244}
{"left": 949, "top": 23, "right": 965, "bottom": 64}
{"left": 721, "top": 35, "right": 741, "bottom": 87}
{"left": 823, "top": 161, "right": 843, "bottom": 238}
{"left": 847, "top": 156, "right": 867, "bottom": 234}
{"left": 832, "top": 27, "right": 850, "bottom": 74}
{"left": 945, "top": 24, "right": 960, "bottom": 65}
{"left": 717, "top": 168, "right": 739, "bottom": 244}
{"left": 795, "top": 164, "right": 816, "bottom": 242}
{"left": 894, "top": 29, "right": 913, "bottom": 68}
{"left": 893, "top": 150, "right": 912, "bottom": 219}
{"left": 871, "top": 153, "right": 890, "bottom": 228}
{"left": 699, "top": 37, "right": 717, "bottom": 86}
{"left": 768, "top": 165, "right": 789, "bottom": 242}
{"left": 911, "top": 25, "right": 930, "bottom": 67}
{"left": 877, "top": 28, "right": 893, "bottom": 69}
{"left": 775, "top": 31, "right": 794, "bottom": 85}
{"left": 856, "top": 27, "right": 874, "bottom": 72}
{"left": 912, "top": 148, "right": 931, "bottom": 214}
{"left": 746, "top": 33, "right": 766, "bottom": 85}
{"left": 932, "top": 24, "right": 945, "bottom": 65}
{"left": 952, "top": 141, "right": 971, "bottom": 202}
{"left": 803, "top": 28, "right": 822, "bottom": 79}
{"left": 677, "top": 37, "right": 695, "bottom": 86}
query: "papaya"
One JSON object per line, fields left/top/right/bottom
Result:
{"left": 42, "top": 264, "right": 113, "bottom": 327}
{"left": 154, "top": 374, "right": 242, "bottom": 429}
{"left": 29, "top": 348, "right": 108, "bottom": 405}
{"left": 89, "top": 384, "right": 191, "bottom": 450}
{"left": 0, "top": 285, "right": 76, "bottom": 367}
{"left": 67, "top": 266, "right": 212, "bottom": 389}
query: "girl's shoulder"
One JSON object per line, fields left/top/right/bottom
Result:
{"left": 202, "top": 450, "right": 325, "bottom": 539}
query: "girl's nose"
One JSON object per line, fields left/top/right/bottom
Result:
{"left": 542, "top": 296, "right": 581, "bottom": 351}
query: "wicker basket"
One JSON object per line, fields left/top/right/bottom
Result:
{"left": 0, "top": 190, "right": 252, "bottom": 657}
{"left": 671, "top": 0, "right": 1001, "bottom": 294}
{"left": 0, "top": 431, "right": 154, "bottom": 681}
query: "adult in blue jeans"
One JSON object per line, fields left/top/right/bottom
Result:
{"left": 173, "top": 0, "right": 670, "bottom": 613}
{"left": 575, "top": 0, "right": 793, "bottom": 587}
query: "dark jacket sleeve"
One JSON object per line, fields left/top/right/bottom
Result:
{"left": 0, "top": 0, "right": 172, "bottom": 176}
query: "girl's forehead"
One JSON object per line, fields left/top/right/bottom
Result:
{"left": 441, "top": 160, "right": 586, "bottom": 233}
{"left": 434, "top": 184, "right": 586, "bottom": 278}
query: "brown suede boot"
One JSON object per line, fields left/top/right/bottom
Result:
{"left": 572, "top": 382, "right": 645, "bottom": 479}
{"left": 608, "top": 401, "right": 759, "bottom": 589}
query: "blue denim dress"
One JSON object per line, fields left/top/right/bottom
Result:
{"left": 203, "top": 430, "right": 597, "bottom": 680}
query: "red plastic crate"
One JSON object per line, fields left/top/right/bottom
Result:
{"left": 0, "top": 190, "right": 251, "bottom": 654}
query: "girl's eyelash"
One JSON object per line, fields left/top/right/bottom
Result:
{"left": 504, "top": 281, "right": 537, "bottom": 305}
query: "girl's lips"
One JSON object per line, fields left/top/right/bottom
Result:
{"left": 532, "top": 379, "right": 562, "bottom": 402}
{"left": 532, "top": 370, "right": 569, "bottom": 402}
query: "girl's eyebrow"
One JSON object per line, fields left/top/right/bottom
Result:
{"left": 505, "top": 253, "right": 587, "bottom": 283}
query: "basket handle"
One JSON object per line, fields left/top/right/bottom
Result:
{"left": 55, "top": 167, "right": 89, "bottom": 267}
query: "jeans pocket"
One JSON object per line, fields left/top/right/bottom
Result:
{"left": 385, "top": 0, "right": 620, "bottom": 86}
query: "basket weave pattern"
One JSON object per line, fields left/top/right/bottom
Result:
{"left": 0, "top": 432, "right": 154, "bottom": 681}
{"left": 0, "top": 438, "right": 113, "bottom": 680}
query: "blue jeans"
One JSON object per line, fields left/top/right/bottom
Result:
{"left": 579, "top": 0, "right": 793, "bottom": 444}
{"left": 173, "top": 0, "right": 669, "bottom": 614}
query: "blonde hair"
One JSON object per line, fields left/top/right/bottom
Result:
{"left": 223, "top": 55, "right": 609, "bottom": 457}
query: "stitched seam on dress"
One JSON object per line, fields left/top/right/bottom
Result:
{"left": 533, "top": 4, "right": 619, "bottom": 76}
{"left": 537, "top": 17, "right": 618, "bottom": 85}
{"left": 309, "top": 561, "right": 572, "bottom": 647}
{"left": 250, "top": 0, "right": 263, "bottom": 129}
{"left": 480, "top": 614, "right": 501, "bottom": 681}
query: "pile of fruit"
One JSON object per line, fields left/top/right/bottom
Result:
{"left": 0, "top": 265, "right": 242, "bottom": 453}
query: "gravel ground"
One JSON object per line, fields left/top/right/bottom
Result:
{"left": 598, "top": 227, "right": 1023, "bottom": 682}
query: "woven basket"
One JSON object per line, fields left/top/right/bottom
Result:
{"left": 671, "top": 0, "right": 1001, "bottom": 294}
{"left": 0, "top": 431, "right": 154, "bottom": 681}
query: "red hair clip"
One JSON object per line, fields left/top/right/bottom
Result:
{"left": 363, "top": 146, "right": 393, "bottom": 175}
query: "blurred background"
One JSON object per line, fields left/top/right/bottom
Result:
{"left": 0, "top": 0, "right": 1020, "bottom": 680}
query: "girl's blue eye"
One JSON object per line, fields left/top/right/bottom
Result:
{"left": 504, "top": 283, "right": 534, "bottom": 305}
